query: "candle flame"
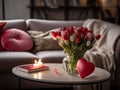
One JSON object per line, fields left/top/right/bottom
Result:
{"left": 33, "top": 59, "right": 43, "bottom": 68}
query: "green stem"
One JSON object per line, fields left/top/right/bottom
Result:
{"left": 67, "top": 52, "right": 83, "bottom": 75}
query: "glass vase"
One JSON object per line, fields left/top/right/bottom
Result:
{"left": 63, "top": 53, "right": 84, "bottom": 75}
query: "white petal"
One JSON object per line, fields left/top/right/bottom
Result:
{"left": 86, "top": 41, "right": 91, "bottom": 46}
{"left": 70, "top": 35, "right": 75, "bottom": 41}
{"left": 87, "top": 32, "right": 92, "bottom": 38}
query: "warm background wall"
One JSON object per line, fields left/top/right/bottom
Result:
{"left": 0, "top": 0, "right": 119, "bottom": 24}
{"left": 0, "top": 0, "right": 30, "bottom": 20}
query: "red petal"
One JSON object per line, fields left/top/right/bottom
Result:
{"left": 76, "top": 38, "right": 81, "bottom": 44}
{"left": 96, "top": 34, "right": 101, "bottom": 40}
{"left": 68, "top": 26, "right": 74, "bottom": 34}
{"left": 51, "top": 31, "right": 57, "bottom": 38}
{"left": 63, "top": 31, "right": 68, "bottom": 40}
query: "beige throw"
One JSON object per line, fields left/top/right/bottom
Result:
{"left": 83, "top": 19, "right": 120, "bottom": 74}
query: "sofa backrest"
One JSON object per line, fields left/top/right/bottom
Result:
{"left": 0, "top": 19, "right": 27, "bottom": 31}
{"left": 26, "top": 19, "right": 84, "bottom": 32}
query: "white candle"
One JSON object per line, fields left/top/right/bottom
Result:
{"left": 33, "top": 59, "right": 43, "bottom": 68}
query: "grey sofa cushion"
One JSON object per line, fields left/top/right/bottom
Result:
{"left": 0, "top": 19, "right": 27, "bottom": 31}
{"left": 0, "top": 52, "right": 38, "bottom": 73}
{"left": 26, "top": 19, "right": 84, "bottom": 32}
{"left": 35, "top": 50, "right": 66, "bottom": 63}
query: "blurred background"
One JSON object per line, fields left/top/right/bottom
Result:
{"left": 0, "top": 0, "right": 120, "bottom": 24}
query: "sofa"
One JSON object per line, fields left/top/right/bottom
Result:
{"left": 0, "top": 19, "right": 120, "bottom": 90}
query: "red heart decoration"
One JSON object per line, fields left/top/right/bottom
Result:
{"left": 77, "top": 58, "right": 95, "bottom": 78}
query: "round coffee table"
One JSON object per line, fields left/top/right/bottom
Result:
{"left": 12, "top": 63, "right": 111, "bottom": 90}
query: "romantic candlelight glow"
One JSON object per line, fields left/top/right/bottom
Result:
{"left": 33, "top": 59, "right": 43, "bottom": 68}
{"left": 16, "top": 59, "right": 48, "bottom": 73}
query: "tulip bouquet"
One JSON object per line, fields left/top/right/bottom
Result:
{"left": 51, "top": 26, "right": 101, "bottom": 75}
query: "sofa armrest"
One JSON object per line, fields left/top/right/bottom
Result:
{"left": 115, "top": 37, "right": 120, "bottom": 68}
{"left": 114, "top": 37, "right": 120, "bottom": 89}
{"left": 26, "top": 19, "right": 84, "bottom": 32}
{"left": 0, "top": 19, "right": 27, "bottom": 31}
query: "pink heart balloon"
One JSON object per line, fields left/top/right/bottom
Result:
{"left": 77, "top": 58, "right": 95, "bottom": 78}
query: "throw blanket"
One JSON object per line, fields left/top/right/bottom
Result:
{"left": 73, "top": 19, "right": 120, "bottom": 90}
{"left": 83, "top": 19, "right": 120, "bottom": 73}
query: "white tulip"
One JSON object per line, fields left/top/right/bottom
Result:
{"left": 86, "top": 40, "right": 91, "bottom": 46}
{"left": 87, "top": 32, "right": 92, "bottom": 38}
{"left": 70, "top": 35, "right": 75, "bottom": 42}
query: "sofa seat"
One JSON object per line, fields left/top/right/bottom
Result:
{"left": 0, "top": 52, "right": 37, "bottom": 73}
{"left": 35, "top": 50, "right": 66, "bottom": 63}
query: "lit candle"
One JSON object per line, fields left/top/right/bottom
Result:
{"left": 33, "top": 59, "right": 43, "bottom": 68}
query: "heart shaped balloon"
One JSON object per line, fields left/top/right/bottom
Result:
{"left": 77, "top": 58, "right": 95, "bottom": 78}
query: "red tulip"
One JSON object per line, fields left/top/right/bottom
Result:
{"left": 62, "top": 27, "right": 67, "bottom": 31}
{"left": 77, "top": 33, "right": 81, "bottom": 38}
{"left": 82, "top": 27, "right": 88, "bottom": 35}
{"left": 57, "top": 31, "right": 61, "bottom": 38}
{"left": 63, "top": 31, "right": 69, "bottom": 40}
{"left": 91, "top": 33, "right": 94, "bottom": 39}
{"left": 76, "top": 38, "right": 81, "bottom": 44}
{"left": 68, "top": 26, "right": 74, "bottom": 34}
{"left": 51, "top": 31, "right": 57, "bottom": 40}
{"left": 96, "top": 34, "right": 101, "bottom": 40}
{"left": 85, "top": 36, "right": 89, "bottom": 40}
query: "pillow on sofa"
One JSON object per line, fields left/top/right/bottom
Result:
{"left": 1, "top": 28, "right": 33, "bottom": 51}
{"left": 27, "top": 30, "right": 62, "bottom": 53}
{"left": 0, "top": 22, "right": 6, "bottom": 51}
{"left": 0, "top": 44, "right": 6, "bottom": 51}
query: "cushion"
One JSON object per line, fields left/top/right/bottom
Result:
{"left": 0, "top": 22, "right": 6, "bottom": 51}
{"left": 1, "top": 28, "right": 33, "bottom": 51}
{"left": 27, "top": 30, "right": 62, "bottom": 53}
{"left": 35, "top": 50, "right": 66, "bottom": 63}
{"left": 0, "top": 44, "right": 6, "bottom": 51}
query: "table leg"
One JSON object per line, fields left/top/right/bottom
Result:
{"left": 18, "top": 77, "right": 21, "bottom": 89}
{"left": 96, "top": 82, "right": 102, "bottom": 90}
{"left": 96, "top": 83, "right": 99, "bottom": 90}
{"left": 99, "top": 82, "right": 102, "bottom": 90}
{"left": 91, "top": 84, "right": 94, "bottom": 90}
